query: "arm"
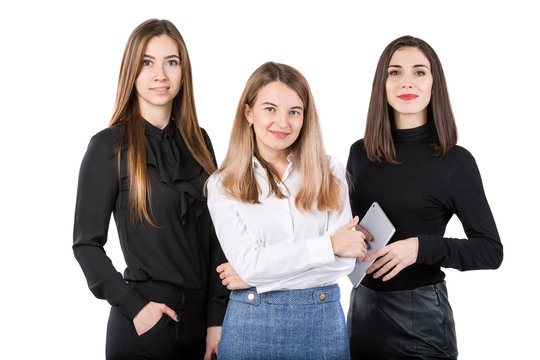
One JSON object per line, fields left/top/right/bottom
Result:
{"left": 417, "top": 153, "right": 503, "bottom": 270}
{"left": 365, "top": 152, "right": 503, "bottom": 281}
{"left": 207, "top": 158, "right": 364, "bottom": 292}
{"left": 72, "top": 131, "right": 148, "bottom": 319}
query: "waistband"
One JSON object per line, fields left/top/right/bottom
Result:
{"left": 131, "top": 280, "right": 208, "bottom": 306}
{"left": 229, "top": 284, "right": 340, "bottom": 306}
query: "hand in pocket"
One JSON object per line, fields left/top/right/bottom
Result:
{"left": 133, "top": 301, "right": 178, "bottom": 336}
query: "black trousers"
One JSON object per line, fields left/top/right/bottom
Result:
{"left": 347, "top": 281, "right": 458, "bottom": 360}
{"left": 106, "top": 281, "right": 208, "bottom": 360}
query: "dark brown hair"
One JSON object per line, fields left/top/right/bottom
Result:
{"left": 364, "top": 35, "right": 457, "bottom": 163}
{"left": 109, "top": 19, "right": 216, "bottom": 226}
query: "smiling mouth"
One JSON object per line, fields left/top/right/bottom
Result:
{"left": 151, "top": 87, "right": 170, "bottom": 93}
{"left": 269, "top": 130, "right": 289, "bottom": 139}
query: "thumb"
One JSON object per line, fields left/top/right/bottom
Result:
{"left": 162, "top": 304, "right": 179, "bottom": 323}
{"left": 344, "top": 216, "right": 359, "bottom": 230}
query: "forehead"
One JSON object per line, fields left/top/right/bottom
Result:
{"left": 256, "top": 81, "right": 303, "bottom": 106}
{"left": 144, "top": 34, "right": 179, "bottom": 55}
{"left": 389, "top": 47, "right": 430, "bottom": 67}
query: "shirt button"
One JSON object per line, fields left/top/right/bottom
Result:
{"left": 248, "top": 293, "right": 255, "bottom": 301}
{"left": 320, "top": 294, "right": 326, "bottom": 301}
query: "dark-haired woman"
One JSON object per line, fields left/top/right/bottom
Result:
{"left": 347, "top": 36, "right": 503, "bottom": 359}
{"left": 73, "top": 19, "right": 228, "bottom": 359}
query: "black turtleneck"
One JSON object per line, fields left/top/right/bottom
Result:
{"left": 347, "top": 124, "right": 503, "bottom": 291}
{"left": 73, "top": 121, "right": 229, "bottom": 325}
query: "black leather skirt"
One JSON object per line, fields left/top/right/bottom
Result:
{"left": 347, "top": 281, "right": 458, "bottom": 360}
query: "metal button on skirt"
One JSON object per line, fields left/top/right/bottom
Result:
{"left": 218, "top": 284, "right": 350, "bottom": 360}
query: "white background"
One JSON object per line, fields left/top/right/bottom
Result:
{"left": 1, "top": 1, "right": 538, "bottom": 359}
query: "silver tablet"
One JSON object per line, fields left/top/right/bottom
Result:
{"left": 348, "top": 202, "right": 396, "bottom": 288}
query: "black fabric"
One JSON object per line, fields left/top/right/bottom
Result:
{"left": 73, "top": 121, "right": 229, "bottom": 326}
{"left": 347, "top": 282, "right": 457, "bottom": 360}
{"left": 106, "top": 303, "right": 206, "bottom": 360}
{"left": 347, "top": 124, "right": 503, "bottom": 291}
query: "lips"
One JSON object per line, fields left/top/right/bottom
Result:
{"left": 150, "top": 86, "right": 170, "bottom": 94}
{"left": 269, "top": 130, "right": 289, "bottom": 139}
{"left": 398, "top": 94, "right": 418, "bottom": 100}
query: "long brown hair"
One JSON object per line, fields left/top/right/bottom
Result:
{"left": 364, "top": 35, "right": 457, "bottom": 163}
{"left": 217, "top": 62, "right": 344, "bottom": 212}
{"left": 109, "top": 19, "right": 216, "bottom": 226}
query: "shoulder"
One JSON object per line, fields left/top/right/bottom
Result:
{"left": 207, "top": 171, "right": 225, "bottom": 194}
{"left": 87, "top": 126, "right": 122, "bottom": 152}
{"left": 327, "top": 155, "right": 346, "bottom": 178}
{"left": 349, "top": 138, "right": 366, "bottom": 152}
{"left": 445, "top": 145, "right": 477, "bottom": 168}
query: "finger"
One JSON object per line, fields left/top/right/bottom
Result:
{"left": 363, "top": 247, "right": 387, "bottom": 263}
{"left": 382, "top": 264, "right": 403, "bottom": 282}
{"left": 366, "top": 255, "right": 390, "bottom": 274}
{"left": 355, "top": 224, "right": 373, "bottom": 242}
{"left": 219, "top": 272, "right": 226, "bottom": 279}
{"left": 162, "top": 305, "right": 179, "bottom": 322}
{"left": 222, "top": 279, "right": 229, "bottom": 286}
{"left": 216, "top": 262, "right": 228, "bottom": 273}
{"left": 373, "top": 259, "right": 397, "bottom": 279}
{"left": 344, "top": 216, "right": 359, "bottom": 230}
{"left": 203, "top": 348, "right": 212, "bottom": 360}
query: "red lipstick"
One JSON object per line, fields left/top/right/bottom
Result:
{"left": 398, "top": 94, "right": 418, "bottom": 100}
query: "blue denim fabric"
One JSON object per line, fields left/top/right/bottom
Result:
{"left": 218, "top": 284, "right": 350, "bottom": 360}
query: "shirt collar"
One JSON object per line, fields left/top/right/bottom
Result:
{"left": 144, "top": 119, "right": 177, "bottom": 140}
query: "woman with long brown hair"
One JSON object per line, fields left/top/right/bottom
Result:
{"left": 73, "top": 19, "right": 228, "bottom": 359}
{"left": 206, "top": 62, "right": 368, "bottom": 359}
{"left": 347, "top": 35, "right": 503, "bottom": 359}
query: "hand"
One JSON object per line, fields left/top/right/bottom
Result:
{"left": 330, "top": 216, "right": 368, "bottom": 258}
{"left": 355, "top": 224, "right": 373, "bottom": 249}
{"left": 204, "top": 326, "right": 222, "bottom": 360}
{"left": 363, "top": 237, "right": 419, "bottom": 282}
{"left": 133, "top": 301, "right": 178, "bottom": 336}
{"left": 217, "top": 262, "right": 251, "bottom": 290}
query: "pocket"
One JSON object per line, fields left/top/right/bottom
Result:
{"left": 137, "top": 314, "right": 169, "bottom": 338}
{"left": 411, "top": 284, "right": 448, "bottom": 352}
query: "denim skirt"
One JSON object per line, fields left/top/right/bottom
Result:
{"left": 218, "top": 284, "right": 350, "bottom": 360}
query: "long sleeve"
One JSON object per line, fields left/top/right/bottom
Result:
{"left": 73, "top": 130, "right": 148, "bottom": 319}
{"left": 201, "top": 128, "right": 229, "bottom": 326}
{"left": 206, "top": 157, "right": 354, "bottom": 293}
{"left": 416, "top": 152, "right": 503, "bottom": 270}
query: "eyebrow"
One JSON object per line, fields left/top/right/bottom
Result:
{"left": 262, "top": 102, "right": 303, "bottom": 110}
{"left": 143, "top": 54, "right": 180, "bottom": 59}
{"left": 388, "top": 64, "right": 430, "bottom": 69}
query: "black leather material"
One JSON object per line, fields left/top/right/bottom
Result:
{"left": 348, "top": 281, "right": 458, "bottom": 360}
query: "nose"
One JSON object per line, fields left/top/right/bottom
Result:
{"left": 401, "top": 75, "right": 414, "bottom": 88}
{"left": 276, "top": 111, "right": 288, "bottom": 127}
{"left": 153, "top": 64, "right": 167, "bottom": 81}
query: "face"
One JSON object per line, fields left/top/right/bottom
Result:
{"left": 245, "top": 81, "right": 304, "bottom": 162}
{"left": 386, "top": 47, "right": 433, "bottom": 124}
{"left": 135, "top": 35, "right": 182, "bottom": 115}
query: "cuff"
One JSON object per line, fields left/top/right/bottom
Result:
{"left": 116, "top": 288, "right": 149, "bottom": 320}
{"left": 206, "top": 301, "right": 228, "bottom": 327}
{"left": 306, "top": 235, "right": 335, "bottom": 267}
{"left": 417, "top": 234, "right": 443, "bottom": 266}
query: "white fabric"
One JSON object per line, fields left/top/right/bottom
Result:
{"left": 206, "top": 155, "right": 355, "bottom": 293}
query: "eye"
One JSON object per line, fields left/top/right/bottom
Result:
{"left": 264, "top": 107, "right": 276, "bottom": 112}
{"left": 143, "top": 60, "right": 152, "bottom": 67}
{"left": 415, "top": 70, "right": 426, "bottom": 76}
{"left": 167, "top": 60, "right": 178, "bottom": 66}
{"left": 388, "top": 70, "right": 399, "bottom": 76}
{"left": 289, "top": 110, "right": 301, "bottom": 116}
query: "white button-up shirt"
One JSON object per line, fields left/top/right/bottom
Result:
{"left": 207, "top": 155, "right": 355, "bottom": 293}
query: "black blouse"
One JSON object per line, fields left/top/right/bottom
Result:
{"left": 73, "top": 120, "right": 228, "bottom": 326}
{"left": 347, "top": 124, "right": 503, "bottom": 291}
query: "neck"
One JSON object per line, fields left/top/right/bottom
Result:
{"left": 393, "top": 110, "right": 427, "bottom": 129}
{"left": 257, "top": 147, "right": 290, "bottom": 178}
{"left": 140, "top": 103, "right": 172, "bottom": 130}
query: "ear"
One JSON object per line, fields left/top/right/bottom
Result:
{"left": 244, "top": 104, "right": 253, "bottom": 124}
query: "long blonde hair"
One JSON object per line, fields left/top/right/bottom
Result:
{"left": 218, "top": 62, "right": 343, "bottom": 212}
{"left": 109, "top": 19, "right": 216, "bottom": 226}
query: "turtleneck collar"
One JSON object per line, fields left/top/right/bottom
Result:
{"left": 392, "top": 123, "right": 432, "bottom": 143}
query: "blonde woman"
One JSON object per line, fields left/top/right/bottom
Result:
{"left": 206, "top": 62, "right": 368, "bottom": 359}
{"left": 73, "top": 19, "right": 228, "bottom": 359}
